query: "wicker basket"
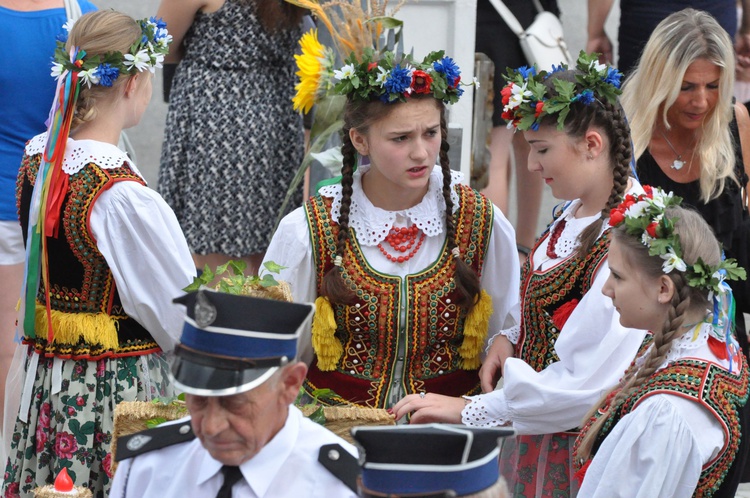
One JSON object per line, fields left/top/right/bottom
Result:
{"left": 110, "top": 401, "right": 189, "bottom": 475}
{"left": 299, "top": 405, "right": 395, "bottom": 444}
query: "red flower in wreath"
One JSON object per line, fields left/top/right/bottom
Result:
{"left": 552, "top": 299, "right": 579, "bottom": 330}
{"left": 501, "top": 84, "right": 513, "bottom": 105}
{"left": 411, "top": 70, "right": 433, "bottom": 94}
{"left": 534, "top": 100, "right": 544, "bottom": 117}
{"left": 609, "top": 208, "right": 625, "bottom": 226}
{"left": 367, "top": 62, "right": 378, "bottom": 72}
{"left": 646, "top": 221, "right": 658, "bottom": 238}
{"left": 451, "top": 75, "right": 461, "bottom": 88}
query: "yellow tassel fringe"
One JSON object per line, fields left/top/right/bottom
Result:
{"left": 459, "top": 290, "right": 493, "bottom": 369}
{"left": 312, "top": 296, "right": 343, "bottom": 371}
{"left": 34, "top": 303, "right": 119, "bottom": 350}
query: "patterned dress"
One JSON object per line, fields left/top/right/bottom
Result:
{"left": 4, "top": 135, "right": 192, "bottom": 498}
{"left": 159, "top": 0, "right": 304, "bottom": 257}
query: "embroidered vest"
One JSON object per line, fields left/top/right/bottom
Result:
{"left": 16, "top": 151, "right": 159, "bottom": 359}
{"left": 516, "top": 230, "right": 610, "bottom": 371}
{"left": 304, "top": 185, "right": 494, "bottom": 408}
{"left": 578, "top": 357, "right": 749, "bottom": 496}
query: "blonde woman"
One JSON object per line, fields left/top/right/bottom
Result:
{"left": 622, "top": 8, "right": 750, "bottom": 355}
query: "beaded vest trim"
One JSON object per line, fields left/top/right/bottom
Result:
{"left": 578, "top": 357, "right": 749, "bottom": 496}
{"left": 303, "top": 184, "right": 493, "bottom": 408}
{"left": 16, "top": 152, "right": 159, "bottom": 358}
{"left": 516, "top": 230, "right": 610, "bottom": 371}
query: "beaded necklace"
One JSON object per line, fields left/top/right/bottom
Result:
{"left": 377, "top": 225, "right": 426, "bottom": 263}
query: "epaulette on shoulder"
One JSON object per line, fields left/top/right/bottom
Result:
{"left": 115, "top": 418, "right": 195, "bottom": 462}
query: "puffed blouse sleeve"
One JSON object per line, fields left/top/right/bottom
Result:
{"left": 89, "top": 182, "right": 196, "bottom": 353}
{"left": 577, "top": 394, "right": 722, "bottom": 497}
{"left": 481, "top": 205, "right": 521, "bottom": 341}
{"left": 462, "top": 259, "right": 649, "bottom": 434}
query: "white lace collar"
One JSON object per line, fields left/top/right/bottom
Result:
{"left": 25, "top": 132, "right": 144, "bottom": 181}
{"left": 318, "top": 164, "right": 462, "bottom": 246}
{"left": 635, "top": 321, "right": 723, "bottom": 371}
{"left": 544, "top": 180, "right": 645, "bottom": 259}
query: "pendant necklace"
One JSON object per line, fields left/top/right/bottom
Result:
{"left": 659, "top": 130, "right": 691, "bottom": 170}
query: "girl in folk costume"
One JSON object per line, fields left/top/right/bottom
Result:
{"left": 574, "top": 190, "right": 748, "bottom": 497}
{"left": 393, "top": 53, "right": 649, "bottom": 496}
{"left": 263, "top": 42, "right": 521, "bottom": 408}
{"left": 5, "top": 11, "right": 194, "bottom": 497}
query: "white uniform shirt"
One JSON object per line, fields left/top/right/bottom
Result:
{"left": 578, "top": 323, "right": 739, "bottom": 497}
{"left": 110, "top": 406, "right": 359, "bottom": 498}
{"left": 462, "top": 188, "right": 650, "bottom": 434}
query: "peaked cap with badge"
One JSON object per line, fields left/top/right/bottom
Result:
{"left": 116, "top": 290, "right": 315, "bottom": 463}
{"left": 171, "top": 289, "right": 315, "bottom": 396}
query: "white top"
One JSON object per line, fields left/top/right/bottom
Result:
{"left": 461, "top": 190, "right": 650, "bottom": 435}
{"left": 263, "top": 165, "right": 521, "bottom": 366}
{"left": 25, "top": 134, "right": 195, "bottom": 352}
{"left": 578, "top": 322, "right": 740, "bottom": 497}
{"left": 110, "top": 406, "right": 359, "bottom": 498}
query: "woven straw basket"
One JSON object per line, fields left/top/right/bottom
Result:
{"left": 299, "top": 405, "right": 395, "bottom": 444}
{"left": 110, "top": 401, "right": 189, "bottom": 475}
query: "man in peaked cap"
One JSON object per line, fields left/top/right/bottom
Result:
{"left": 110, "top": 290, "right": 358, "bottom": 498}
{"left": 350, "top": 424, "right": 513, "bottom": 498}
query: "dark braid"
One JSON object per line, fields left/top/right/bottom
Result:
{"left": 320, "top": 130, "right": 357, "bottom": 304}
{"left": 439, "top": 113, "right": 481, "bottom": 310}
{"left": 576, "top": 103, "right": 632, "bottom": 259}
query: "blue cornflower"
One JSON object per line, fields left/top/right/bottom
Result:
{"left": 149, "top": 16, "right": 167, "bottom": 29}
{"left": 573, "top": 89, "right": 595, "bottom": 105}
{"left": 517, "top": 66, "right": 537, "bottom": 79}
{"left": 530, "top": 121, "right": 540, "bottom": 131}
{"left": 94, "top": 63, "right": 120, "bottom": 87}
{"left": 433, "top": 57, "right": 461, "bottom": 87}
{"left": 56, "top": 31, "right": 68, "bottom": 43}
{"left": 604, "top": 67, "right": 622, "bottom": 88}
{"left": 384, "top": 65, "right": 412, "bottom": 95}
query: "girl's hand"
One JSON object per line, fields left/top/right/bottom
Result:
{"left": 479, "top": 335, "right": 514, "bottom": 393}
{"left": 391, "top": 393, "right": 466, "bottom": 424}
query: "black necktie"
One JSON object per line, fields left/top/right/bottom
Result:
{"left": 215, "top": 465, "right": 243, "bottom": 498}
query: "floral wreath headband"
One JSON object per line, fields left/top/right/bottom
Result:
{"left": 501, "top": 51, "right": 623, "bottom": 131}
{"left": 51, "top": 16, "right": 171, "bottom": 88}
{"left": 293, "top": 29, "right": 477, "bottom": 112}
{"left": 609, "top": 185, "right": 746, "bottom": 295}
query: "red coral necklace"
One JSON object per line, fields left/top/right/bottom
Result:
{"left": 546, "top": 219, "right": 567, "bottom": 259}
{"left": 378, "top": 225, "right": 426, "bottom": 263}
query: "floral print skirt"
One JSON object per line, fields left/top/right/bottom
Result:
{"left": 499, "top": 432, "right": 579, "bottom": 498}
{"left": 2, "top": 347, "right": 173, "bottom": 498}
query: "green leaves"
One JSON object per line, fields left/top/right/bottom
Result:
{"left": 182, "top": 261, "right": 286, "bottom": 294}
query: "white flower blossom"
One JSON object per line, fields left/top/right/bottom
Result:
{"left": 473, "top": 76, "right": 480, "bottom": 88}
{"left": 333, "top": 64, "right": 356, "bottom": 81}
{"left": 660, "top": 247, "right": 687, "bottom": 273}
{"left": 62, "top": 19, "right": 77, "bottom": 33}
{"left": 150, "top": 52, "right": 165, "bottom": 72}
{"left": 505, "top": 83, "right": 532, "bottom": 110}
{"left": 650, "top": 190, "right": 672, "bottom": 209}
{"left": 589, "top": 59, "right": 607, "bottom": 74}
{"left": 641, "top": 232, "right": 653, "bottom": 246}
{"left": 79, "top": 68, "right": 100, "bottom": 88}
{"left": 50, "top": 63, "right": 65, "bottom": 80}
{"left": 624, "top": 200, "right": 650, "bottom": 219}
{"left": 375, "top": 66, "right": 389, "bottom": 87}
{"left": 123, "top": 49, "right": 151, "bottom": 72}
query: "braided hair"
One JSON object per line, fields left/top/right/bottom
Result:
{"left": 321, "top": 95, "right": 481, "bottom": 309}
{"left": 540, "top": 70, "right": 632, "bottom": 260}
{"left": 575, "top": 207, "right": 721, "bottom": 462}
